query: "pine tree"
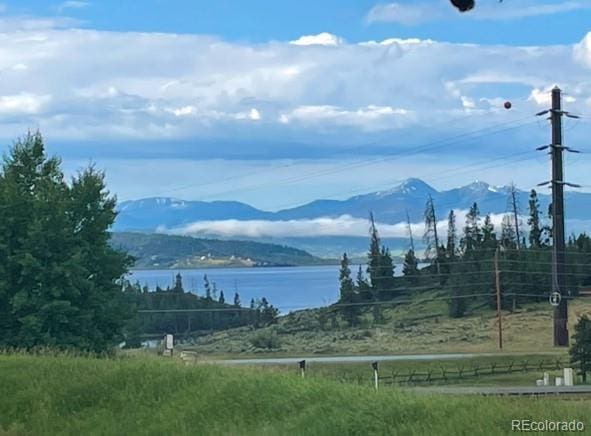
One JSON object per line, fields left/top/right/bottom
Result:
{"left": 233, "top": 292, "right": 241, "bottom": 307}
{"left": 203, "top": 274, "right": 212, "bottom": 301}
{"left": 528, "top": 189, "right": 543, "bottom": 248}
{"left": 482, "top": 214, "right": 497, "bottom": 250}
{"left": 338, "top": 253, "right": 359, "bottom": 326}
{"left": 446, "top": 210, "right": 457, "bottom": 258}
{"left": 424, "top": 194, "right": 441, "bottom": 273}
{"left": 402, "top": 249, "right": 419, "bottom": 285}
{"left": 570, "top": 315, "right": 591, "bottom": 382}
{"left": 356, "top": 265, "right": 371, "bottom": 301}
{"left": 501, "top": 215, "right": 517, "bottom": 249}
{"left": 173, "top": 273, "right": 184, "bottom": 293}
{"left": 461, "top": 202, "right": 482, "bottom": 253}
{"left": 218, "top": 290, "right": 225, "bottom": 304}
{"left": 367, "top": 212, "right": 382, "bottom": 293}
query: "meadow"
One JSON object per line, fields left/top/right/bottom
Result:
{"left": 0, "top": 353, "right": 589, "bottom": 436}
{"left": 185, "top": 294, "right": 591, "bottom": 357}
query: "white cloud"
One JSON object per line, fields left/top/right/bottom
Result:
{"left": 160, "top": 215, "right": 413, "bottom": 238}
{"left": 0, "top": 18, "right": 587, "bottom": 150}
{"left": 366, "top": 1, "right": 591, "bottom": 25}
{"left": 289, "top": 32, "right": 343, "bottom": 46}
{"left": 280, "top": 105, "right": 411, "bottom": 130}
{"left": 574, "top": 33, "right": 591, "bottom": 68}
{"left": 0, "top": 93, "right": 51, "bottom": 114}
{"left": 366, "top": 2, "right": 446, "bottom": 25}
{"left": 58, "top": 1, "right": 90, "bottom": 13}
{"left": 157, "top": 210, "right": 523, "bottom": 239}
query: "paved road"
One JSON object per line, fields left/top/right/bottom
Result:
{"left": 212, "top": 352, "right": 548, "bottom": 365}
{"left": 410, "top": 385, "right": 591, "bottom": 396}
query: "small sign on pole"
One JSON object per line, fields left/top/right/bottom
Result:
{"left": 372, "top": 361, "right": 379, "bottom": 391}
{"left": 299, "top": 360, "right": 306, "bottom": 379}
{"left": 549, "top": 292, "right": 561, "bottom": 307}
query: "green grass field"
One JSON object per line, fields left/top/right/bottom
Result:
{"left": 1, "top": 353, "right": 590, "bottom": 436}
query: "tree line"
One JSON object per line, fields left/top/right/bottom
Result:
{"left": 338, "top": 189, "right": 591, "bottom": 325}
{"left": 122, "top": 273, "right": 278, "bottom": 347}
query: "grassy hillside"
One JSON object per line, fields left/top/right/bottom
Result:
{"left": 0, "top": 353, "right": 589, "bottom": 436}
{"left": 110, "top": 232, "right": 332, "bottom": 269}
{"left": 185, "top": 294, "right": 591, "bottom": 356}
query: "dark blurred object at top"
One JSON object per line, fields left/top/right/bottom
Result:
{"left": 450, "top": 0, "right": 475, "bottom": 12}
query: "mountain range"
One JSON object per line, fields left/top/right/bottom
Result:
{"left": 113, "top": 178, "right": 591, "bottom": 257}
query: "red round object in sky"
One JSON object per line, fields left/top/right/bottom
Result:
{"left": 504, "top": 101, "right": 512, "bottom": 109}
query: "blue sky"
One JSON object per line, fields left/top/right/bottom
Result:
{"left": 0, "top": 0, "right": 590, "bottom": 212}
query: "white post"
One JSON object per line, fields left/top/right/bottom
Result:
{"left": 564, "top": 368, "right": 574, "bottom": 386}
{"left": 372, "top": 361, "right": 379, "bottom": 391}
{"left": 543, "top": 372, "right": 550, "bottom": 386}
{"left": 555, "top": 376, "right": 564, "bottom": 387}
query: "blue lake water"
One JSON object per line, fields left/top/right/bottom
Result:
{"left": 129, "top": 264, "right": 416, "bottom": 313}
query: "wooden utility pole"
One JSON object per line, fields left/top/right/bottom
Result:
{"left": 536, "top": 86, "right": 580, "bottom": 347}
{"left": 495, "top": 248, "right": 503, "bottom": 350}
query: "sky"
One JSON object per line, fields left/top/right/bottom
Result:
{"left": 0, "top": 0, "right": 591, "bottom": 213}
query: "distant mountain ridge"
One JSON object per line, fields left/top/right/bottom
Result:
{"left": 113, "top": 178, "right": 591, "bottom": 258}
{"left": 114, "top": 178, "right": 589, "bottom": 231}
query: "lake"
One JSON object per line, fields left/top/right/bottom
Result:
{"left": 129, "top": 264, "right": 414, "bottom": 313}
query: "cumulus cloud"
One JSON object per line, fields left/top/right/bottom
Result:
{"left": 0, "top": 17, "right": 588, "bottom": 158}
{"left": 289, "top": 32, "right": 343, "bottom": 46}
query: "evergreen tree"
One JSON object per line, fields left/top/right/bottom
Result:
{"left": 338, "top": 253, "right": 359, "bottom": 326}
{"left": 402, "top": 249, "right": 419, "bottom": 285}
{"left": 528, "top": 189, "right": 543, "bottom": 248}
{"left": 0, "top": 132, "right": 133, "bottom": 352}
{"left": 233, "top": 292, "right": 241, "bottom": 307}
{"left": 378, "top": 245, "right": 395, "bottom": 298}
{"left": 446, "top": 210, "right": 457, "bottom": 258}
{"left": 423, "top": 195, "right": 441, "bottom": 272}
{"left": 500, "top": 215, "right": 517, "bottom": 249}
{"left": 203, "top": 274, "right": 212, "bottom": 301}
{"left": 355, "top": 265, "right": 372, "bottom": 301}
{"left": 460, "top": 202, "right": 482, "bottom": 253}
{"left": 570, "top": 315, "right": 591, "bottom": 382}
{"left": 173, "top": 273, "right": 184, "bottom": 293}
{"left": 218, "top": 290, "right": 225, "bottom": 304}
{"left": 482, "top": 214, "right": 497, "bottom": 250}
{"left": 367, "top": 212, "right": 382, "bottom": 292}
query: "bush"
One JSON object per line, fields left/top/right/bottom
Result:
{"left": 249, "top": 330, "right": 282, "bottom": 350}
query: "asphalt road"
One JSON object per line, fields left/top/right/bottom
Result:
{"left": 213, "top": 352, "right": 506, "bottom": 365}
